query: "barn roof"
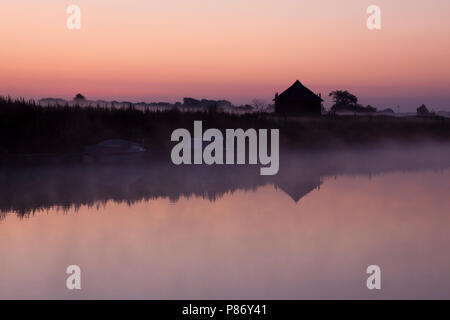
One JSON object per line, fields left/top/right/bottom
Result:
{"left": 275, "top": 80, "right": 323, "bottom": 102}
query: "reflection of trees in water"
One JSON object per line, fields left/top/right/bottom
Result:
{"left": 1, "top": 144, "right": 450, "bottom": 218}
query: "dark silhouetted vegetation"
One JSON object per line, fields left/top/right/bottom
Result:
{"left": 417, "top": 104, "right": 435, "bottom": 116}
{"left": 329, "top": 90, "right": 377, "bottom": 113}
{"left": 1, "top": 96, "right": 450, "bottom": 164}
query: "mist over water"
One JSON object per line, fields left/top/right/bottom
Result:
{"left": 1, "top": 143, "right": 450, "bottom": 299}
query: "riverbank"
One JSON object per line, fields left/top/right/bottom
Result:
{"left": 1, "top": 96, "right": 450, "bottom": 162}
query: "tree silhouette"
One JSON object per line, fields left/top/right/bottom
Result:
{"left": 417, "top": 104, "right": 430, "bottom": 116}
{"left": 329, "top": 90, "right": 358, "bottom": 110}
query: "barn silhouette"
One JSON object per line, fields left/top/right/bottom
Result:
{"left": 274, "top": 80, "right": 323, "bottom": 115}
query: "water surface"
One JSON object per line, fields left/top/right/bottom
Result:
{"left": 1, "top": 144, "right": 450, "bottom": 299}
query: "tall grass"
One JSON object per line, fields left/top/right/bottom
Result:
{"left": 1, "top": 96, "right": 450, "bottom": 156}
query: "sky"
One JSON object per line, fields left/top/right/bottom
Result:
{"left": 1, "top": 0, "right": 450, "bottom": 110}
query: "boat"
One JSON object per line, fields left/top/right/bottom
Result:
{"left": 83, "top": 139, "right": 146, "bottom": 164}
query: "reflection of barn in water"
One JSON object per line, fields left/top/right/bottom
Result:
{"left": 2, "top": 146, "right": 450, "bottom": 217}
{"left": 275, "top": 177, "right": 322, "bottom": 203}
{"left": 274, "top": 155, "right": 323, "bottom": 202}
{"left": 0, "top": 159, "right": 323, "bottom": 216}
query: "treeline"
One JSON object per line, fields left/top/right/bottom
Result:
{"left": 0, "top": 96, "right": 273, "bottom": 155}
{"left": 1, "top": 96, "right": 450, "bottom": 157}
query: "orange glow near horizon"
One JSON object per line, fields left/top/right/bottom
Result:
{"left": 1, "top": 0, "right": 450, "bottom": 109}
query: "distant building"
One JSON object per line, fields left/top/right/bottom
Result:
{"left": 417, "top": 104, "right": 431, "bottom": 116}
{"left": 73, "top": 93, "right": 86, "bottom": 101}
{"left": 274, "top": 80, "right": 323, "bottom": 115}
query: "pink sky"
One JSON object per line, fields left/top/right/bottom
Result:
{"left": 1, "top": 0, "right": 450, "bottom": 110}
